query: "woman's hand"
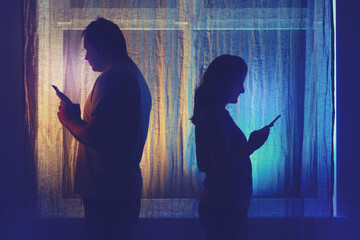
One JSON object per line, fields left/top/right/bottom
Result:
{"left": 248, "top": 126, "right": 270, "bottom": 154}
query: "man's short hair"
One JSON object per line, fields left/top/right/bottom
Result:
{"left": 83, "top": 17, "right": 127, "bottom": 60}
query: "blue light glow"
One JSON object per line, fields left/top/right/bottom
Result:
{"left": 333, "top": 0, "right": 338, "bottom": 217}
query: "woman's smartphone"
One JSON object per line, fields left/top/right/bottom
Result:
{"left": 267, "top": 115, "right": 281, "bottom": 127}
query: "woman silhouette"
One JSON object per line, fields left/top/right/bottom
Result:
{"left": 192, "top": 55, "right": 270, "bottom": 240}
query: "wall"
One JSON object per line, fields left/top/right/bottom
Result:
{"left": 0, "top": 0, "right": 26, "bottom": 240}
{"left": 336, "top": 0, "right": 360, "bottom": 238}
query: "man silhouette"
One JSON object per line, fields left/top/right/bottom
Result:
{"left": 57, "top": 18, "right": 152, "bottom": 240}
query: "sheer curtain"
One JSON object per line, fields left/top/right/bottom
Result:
{"left": 25, "top": 0, "right": 334, "bottom": 217}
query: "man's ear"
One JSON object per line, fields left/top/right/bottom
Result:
{"left": 98, "top": 39, "right": 105, "bottom": 54}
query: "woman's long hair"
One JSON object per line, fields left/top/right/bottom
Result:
{"left": 191, "top": 55, "right": 248, "bottom": 124}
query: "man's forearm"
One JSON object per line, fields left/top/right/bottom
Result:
{"left": 63, "top": 119, "right": 93, "bottom": 147}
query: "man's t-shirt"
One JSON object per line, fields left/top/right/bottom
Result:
{"left": 195, "top": 105, "right": 252, "bottom": 209}
{"left": 74, "top": 60, "right": 152, "bottom": 199}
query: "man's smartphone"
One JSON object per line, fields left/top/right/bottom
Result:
{"left": 267, "top": 114, "right": 281, "bottom": 127}
{"left": 52, "top": 85, "right": 73, "bottom": 105}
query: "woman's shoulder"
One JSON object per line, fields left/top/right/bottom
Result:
{"left": 200, "top": 105, "right": 229, "bottom": 117}
{"left": 197, "top": 105, "right": 230, "bottom": 126}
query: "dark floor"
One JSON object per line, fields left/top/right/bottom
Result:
{"left": 23, "top": 217, "right": 353, "bottom": 240}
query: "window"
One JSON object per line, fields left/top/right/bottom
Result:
{"left": 32, "top": 0, "right": 333, "bottom": 217}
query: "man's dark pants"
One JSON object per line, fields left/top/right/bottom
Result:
{"left": 83, "top": 197, "right": 141, "bottom": 240}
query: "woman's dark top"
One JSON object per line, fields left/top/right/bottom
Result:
{"left": 195, "top": 105, "right": 252, "bottom": 208}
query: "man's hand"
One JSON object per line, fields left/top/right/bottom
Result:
{"left": 248, "top": 126, "right": 270, "bottom": 154}
{"left": 56, "top": 98, "right": 91, "bottom": 146}
{"left": 57, "top": 98, "right": 81, "bottom": 127}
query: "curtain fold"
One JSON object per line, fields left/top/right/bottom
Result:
{"left": 25, "top": 0, "right": 333, "bottom": 217}
{"left": 24, "top": 0, "right": 39, "bottom": 216}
